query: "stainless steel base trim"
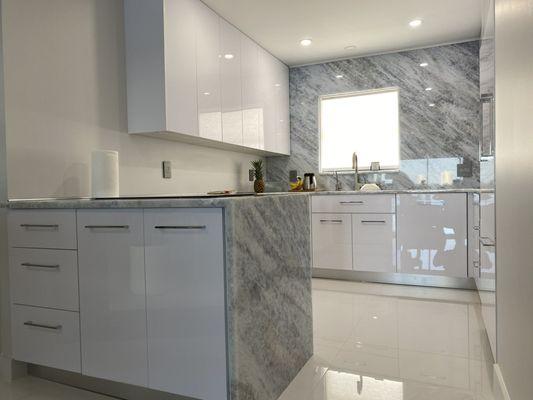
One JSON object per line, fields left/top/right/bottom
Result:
{"left": 27, "top": 364, "right": 194, "bottom": 400}
{"left": 312, "top": 268, "right": 477, "bottom": 290}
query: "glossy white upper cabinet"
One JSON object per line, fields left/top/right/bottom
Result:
{"left": 353, "top": 214, "right": 396, "bottom": 273}
{"left": 124, "top": 0, "right": 289, "bottom": 156}
{"left": 241, "top": 35, "right": 263, "bottom": 149}
{"left": 397, "top": 194, "right": 467, "bottom": 278}
{"left": 196, "top": 3, "right": 222, "bottom": 141}
{"left": 144, "top": 209, "right": 227, "bottom": 400}
{"left": 77, "top": 210, "right": 148, "bottom": 387}
{"left": 124, "top": 0, "right": 198, "bottom": 136}
{"left": 220, "top": 19, "right": 243, "bottom": 146}
{"left": 312, "top": 214, "right": 353, "bottom": 270}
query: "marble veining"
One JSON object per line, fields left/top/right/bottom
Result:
{"left": 267, "top": 41, "right": 481, "bottom": 191}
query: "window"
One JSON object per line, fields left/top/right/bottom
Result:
{"left": 319, "top": 88, "right": 400, "bottom": 172}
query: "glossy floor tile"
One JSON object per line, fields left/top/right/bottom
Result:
{"left": 279, "top": 279, "right": 495, "bottom": 400}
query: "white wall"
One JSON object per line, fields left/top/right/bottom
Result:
{"left": 2, "top": 0, "right": 262, "bottom": 199}
{"left": 495, "top": 0, "right": 533, "bottom": 399}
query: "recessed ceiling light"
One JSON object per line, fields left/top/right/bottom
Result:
{"left": 425, "top": 87, "right": 432, "bottom": 91}
{"left": 203, "top": 92, "right": 211, "bottom": 96}
{"left": 344, "top": 45, "right": 357, "bottom": 51}
{"left": 274, "top": 83, "right": 281, "bottom": 87}
{"left": 335, "top": 74, "right": 344, "bottom": 79}
{"left": 224, "top": 53, "right": 234, "bottom": 59}
{"left": 300, "top": 38, "right": 312, "bottom": 47}
{"left": 429, "top": 103, "right": 436, "bottom": 107}
{"left": 420, "top": 62, "right": 429, "bottom": 67}
{"left": 409, "top": 19, "right": 423, "bottom": 28}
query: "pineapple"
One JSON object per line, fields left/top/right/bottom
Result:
{"left": 251, "top": 160, "right": 265, "bottom": 193}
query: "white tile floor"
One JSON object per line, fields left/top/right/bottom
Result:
{"left": 279, "top": 279, "right": 496, "bottom": 400}
{"left": 1, "top": 279, "right": 495, "bottom": 400}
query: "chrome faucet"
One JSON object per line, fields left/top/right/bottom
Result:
{"left": 353, "top": 152, "right": 362, "bottom": 190}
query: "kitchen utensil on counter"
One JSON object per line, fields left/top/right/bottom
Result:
{"left": 303, "top": 173, "right": 317, "bottom": 191}
{"left": 91, "top": 150, "right": 119, "bottom": 198}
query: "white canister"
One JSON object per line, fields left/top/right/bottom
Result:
{"left": 91, "top": 150, "right": 119, "bottom": 198}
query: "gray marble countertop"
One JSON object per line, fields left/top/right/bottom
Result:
{"left": 6, "top": 188, "right": 487, "bottom": 209}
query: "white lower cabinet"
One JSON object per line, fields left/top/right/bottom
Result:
{"left": 144, "top": 208, "right": 227, "bottom": 400}
{"left": 312, "top": 214, "right": 353, "bottom": 270}
{"left": 12, "top": 304, "right": 81, "bottom": 373}
{"left": 353, "top": 214, "right": 396, "bottom": 273}
{"left": 397, "top": 194, "right": 467, "bottom": 278}
{"left": 77, "top": 210, "right": 148, "bottom": 387}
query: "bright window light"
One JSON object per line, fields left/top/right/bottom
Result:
{"left": 320, "top": 88, "right": 400, "bottom": 172}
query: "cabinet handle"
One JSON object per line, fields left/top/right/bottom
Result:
{"left": 154, "top": 225, "right": 206, "bottom": 230}
{"left": 473, "top": 226, "right": 480, "bottom": 231}
{"left": 361, "top": 220, "right": 386, "bottom": 224}
{"left": 21, "top": 262, "right": 60, "bottom": 269}
{"left": 23, "top": 321, "right": 62, "bottom": 331}
{"left": 340, "top": 201, "right": 364, "bottom": 205}
{"left": 319, "top": 219, "right": 343, "bottom": 224}
{"left": 20, "top": 224, "right": 59, "bottom": 229}
{"left": 84, "top": 225, "right": 130, "bottom": 229}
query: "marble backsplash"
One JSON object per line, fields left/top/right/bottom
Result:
{"left": 266, "top": 41, "right": 481, "bottom": 191}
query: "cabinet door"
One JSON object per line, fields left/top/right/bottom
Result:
{"left": 353, "top": 214, "right": 396, "bottom": 273}
{"left": 260, "top": 48, "right": 276, "bottom": 152}
{"left": 163, "top": 0, "right": 199, "bottom": 136}
{"left": 220, "top": 19, "right": 243, "bottom": 145}
{"left": 397, "top": 194, "right": 467, "bottom": 278}
{"left": 77, "top": 210, "right": 147, "bottom": 387}
{"left": 196, "top": 3, "right": 222, "bottom": 141}
{"left": 312, "top": 214, "right": 352, "bottom": 270}
{"left": 273, "top": 58, "right": 290, "bottom": 155}
{"left": 241, "top": 35, "right": 262, "bottom": 149}
{"left": 144, "top": 208, "right": 227, "bottom": 400}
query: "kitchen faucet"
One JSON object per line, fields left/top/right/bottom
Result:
{"left": 353, "top": 152, "right": 362, "bottom": 190}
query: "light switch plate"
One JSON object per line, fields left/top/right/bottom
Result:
{"left": 162, "top": 161, "right": 172, "bottom": 179}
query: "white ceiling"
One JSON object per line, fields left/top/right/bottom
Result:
{"left": 201, "top": 0, "right": 483, "bottom": 66}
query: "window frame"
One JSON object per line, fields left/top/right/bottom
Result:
{"left": 318, "top": 87, "right": 401, "bottom": 174}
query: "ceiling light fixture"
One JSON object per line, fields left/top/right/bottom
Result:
{"left": 409, "top": 19, "right": 423, "bottom": 28}
{"left": 419, "top": 62, "right": 429, "bottom": 67}
{"left": 203, "top": 92, "right": 211, "bottom": 96}
{"left": 300, "top": 38, "right": 312, "bottom": 47}
{"left": 224, "top": 53, "right": 234, "bottom": 59}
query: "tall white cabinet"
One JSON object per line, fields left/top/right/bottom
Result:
{"left": 77, "top": 210, "right": 147, "bottom": 387}
{"left": 144, "top": 209, "right": 227, "bottom": 400}
{"left": 124, "top": 0, "right": 290, "bottom": 155}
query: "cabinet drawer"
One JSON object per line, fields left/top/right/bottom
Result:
{"left": 312, "top": 194, "right": 395, "bottom": 214}
{"left": 12, "top": 304, "right": 81, "bottom": 373}
{"left": 312, "top": 214, "right": 352, "bottom": 270}
{"left": 8, "top": 210, "right": 77, "bottom": 249}
{"left": 353, "top": 214, "right": 396, "bottom": 273}
{"left": 10, "top": 248, "right": 79, "bottom": 311}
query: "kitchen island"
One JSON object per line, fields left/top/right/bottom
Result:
{"left": 7, "top": 193, "right": 313, "bottom": 400}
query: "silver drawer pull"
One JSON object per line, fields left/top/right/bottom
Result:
{"left": 85, "top": 225, "right": 130, "bottom": 229}
{"left": 21, "top": 262, "right": 60, "bottom": 269}
{"left": 23, "top": 321, "right": 62, "bottom": 331}
{"left": 154, "top": 225, "right": 206, "bottom": 230}
{"left": 20, "top": 224, "right": 59, "bottom": 229}
{"left": 361, "top": 220, "right": 386, "bottom": 224}
{"left": 319, "top": 219, "right": 343, "bottom": 224}
{"left": 473, "top": 226, "right": 480, "bottom": 231}
{"left": 340, "top": 201, "right": 364, "bottom": 205}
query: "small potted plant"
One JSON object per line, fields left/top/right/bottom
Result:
{"left": 251, "top": 160, "right": 265, "bottom": 193}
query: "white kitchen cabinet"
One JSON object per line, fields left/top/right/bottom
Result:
{"left": 10, "top": 248, "right": 79, "bottom": 311}
{"left": 196, "top": 3, "right": 222, "bottom": 141}
{"left": 220, "top": 18, "right": 243, "bottom": 146}
{"left": 312, "top": 194, "right": 396, "bottom": 214}
{"left": 241, "top": 35, "right": 263, "bottom": 149}
{"left": 468, "top": 193, "right": 481, "bottom": 278}
{"left": 353, "top": 214, "right": 396, "bottom": 273}
{"left": 397, "top": 194, "right": 467, "bottom": 278}
{"left": 312, "top": 214, "right": 353, "bottom": 270}
{"left": 144, "top": 209, "right": 227, "bottom": 400}
{"left": 12, "top": 304, "right": 81, "bottom": 373}
{"left": 77, "top": 210, "right": 147, "bottom": 387}
{"left": 124, "top": 0, "right": 198, "bottom": 136}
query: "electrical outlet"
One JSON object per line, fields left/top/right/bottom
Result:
{"left": 249, "top": 169, "right": 255, "bottom": 182}
{"left": 162, "top": 161, "right": 172, "bottom": 179}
